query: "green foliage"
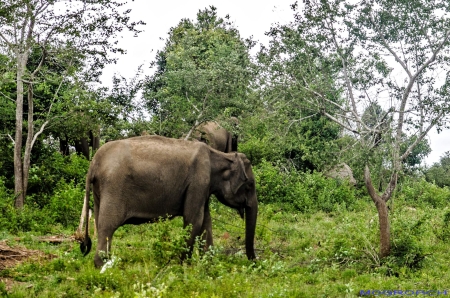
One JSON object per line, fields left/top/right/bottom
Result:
{"left": 383, "top": 213, "right": 430, "bottom": 274}
{"left": 397, "top": 177, "right": 450, "bottom": 208}
{"left": 253, "top": 160, "right": 358, "bottom": 212}
{"left": 0, "top": 202, "right": 51, "bottom": 234}
{"left": 433, "top": 210, "right": 450, "bottom": 243}
{"left": 27, "top": 152, "right": 89, "bottom": 206}
{"left": 2, "top": 202, "right": 450, "bottom": 296}
{"left": 251, "top": 18, "right": 343, "bottom": 171}
{"left": 45, "top": 180, "right": 85, "bottom": 228}
{"left": 148, "top": 218, "right": 191, "bottom": 266}
{"left": 239, "top": 113, "right": 341, "bottom": 171}
{"left": 0, "top": 178, "right": 84, "bottom": 234}
{"left": 0, "top": 153, "right": 88, "bottom": 233}
{"left": 0, "top": 177, "right": 49, "bottom": 233}
{"left": 401, "top": 135, "right": 431, "bottom": 171}
{"left": 144, "top": 6, "right": 254, "bottom": 137}
{"left": 425, "top": 151, "right": 450, "bottom": 187}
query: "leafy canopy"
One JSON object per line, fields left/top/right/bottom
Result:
{"left": 144, "top": 6, "right": 254, "bottom": 137}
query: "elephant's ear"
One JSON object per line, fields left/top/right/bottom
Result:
{"left": 230, "top": 152, "right": 248, "bottom": 194}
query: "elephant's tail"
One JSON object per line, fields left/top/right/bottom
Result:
{"left": 80, "top": 166, "right": 93, "bottom": 256}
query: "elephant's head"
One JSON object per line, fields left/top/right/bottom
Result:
{"left": 211, "top": 151, "right": 258, "bottom": 260}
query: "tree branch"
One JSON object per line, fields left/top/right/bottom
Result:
{"left": 381, "top": 171, "right": 398, "bottom": 202}
{"left": 370, "top": 14, "right": 413, "bottom": 79}
{"left": 185, "top": 92, "right": 200, "bottom": 113}
{"left": 400, "top": 110, "right": 444, "bottom": 161}
{"left": 7, "top": 134, "right": 15, "bottom": 145}
{"left": 31, "top": 120, "right": 49, "bottom": 149}
{"left": 285, "top": 114, "right": 319, "bottom": 135}
{"left": 0, "top": 91, "right": 15, "bottom": 102}
{"left": 364, "top": 165, "right": 381, "bottom": 203}
{"left": 326, "top": 19, "right": 360, "bottom": 131}
{"left": 322, "top": 111, "right": 359, "bottom": 134}
{"left": 0, "top": 32, "right": 12, "bottom": 48}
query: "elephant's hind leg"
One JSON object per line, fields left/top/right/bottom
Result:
{"left": 94, "top": 204, "right": 124, "bottom": 268}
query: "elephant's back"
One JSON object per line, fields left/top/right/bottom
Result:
{"left": 91, "top": 135, "right": 210, "bottom": 185}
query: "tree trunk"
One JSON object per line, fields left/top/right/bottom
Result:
{"left": 14, "top": 57, "right": 25, "bottom": 208}
{"left": 364, "top": 165, "right": 396, "bottom": 258}
{"left": 60, "top": 137, "right": 70, "bottom": 155}
{"left": 375, "top": 199, "right": 390, "bottom": 258}
{"left": 22, "top": 84, "right": 34, "bottom": 200}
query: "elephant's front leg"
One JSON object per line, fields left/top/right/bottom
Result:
{"left": 183, "top": 216, "right": 205, "bottom": 259}
{"left": 200, "top": 202, "right": 213, "bottom": 250}
{"left": 182, "top": 200, "right": 207, "bottom": 259}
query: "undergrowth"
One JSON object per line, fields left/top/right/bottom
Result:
{"left": 1, "top": 198, "right": 450, "bottom": 297}
{"left": 1, "top": 169, "right": 450, "bottom": 296}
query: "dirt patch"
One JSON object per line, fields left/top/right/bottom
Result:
{"left": 0, "top": 240, "right": 57, "bottom": 271}
{"left": 0, "top": 239, "right": 60, "bottom": 292}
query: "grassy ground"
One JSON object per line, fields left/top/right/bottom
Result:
{"left": 1, "top": 197, "right": 450, "bottom": 297}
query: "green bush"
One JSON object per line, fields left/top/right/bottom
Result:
{"left": 148, "top": 218, "right": 191, "bottom": 266}
{"left": 398, "top": 178, "right": 450, "bottom": 208}
{"left": 0, "top": 177, "right": 43, "bottom": 233}
{"left": 433, "top": 210, "right": 450, "bottom": 242}
{"left": 27, "top": 152, "right": 89, "bottom": 206}
{"left": 44, "top": 179, "right": 85, "bottom": 228}
{"left": 253, "top": 160, "right": 357, "bottom": 212}
{"left": 0, "top": 202, "right": 52, "bottom": 234}
{"left": 0, "top": 175, "right": 84, "bottom": 233}
{"left": 382, "top": 213, "right": 430, "bottom": 275}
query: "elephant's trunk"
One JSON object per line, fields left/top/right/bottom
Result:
{"left": 244, "top": 192, "right": 258, "bottom": 260}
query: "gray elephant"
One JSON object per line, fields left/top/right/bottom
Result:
{"left": 80, "top": 135, "right": 258, "bottom": 267}
{"left": 193, "top": 121, "right": 238, "bottom": 152}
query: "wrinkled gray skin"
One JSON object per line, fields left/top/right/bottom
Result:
{"left": 193, "top": 121, "right": 237, "bottom": 152}
{"left": 81, "top": 135, "right": 257, "bottom": 267}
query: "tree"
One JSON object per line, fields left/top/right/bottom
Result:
{"left": 143, "top": 6, "right": 254, "bottom": 138}
{"left": 251, "top": 19, "right": 343, "bottom": 171}
{"left": 283, "top": 0, "right": 450, "bottom": 257}
{"left": 425, "top": 151, "right": 450, "bottom": 187}
{"left": 0, "top": 0, "right": 144, "bottom": 208}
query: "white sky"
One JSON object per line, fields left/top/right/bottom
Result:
{"left": 100, "top": 0, "right": 449, "bottom": 166}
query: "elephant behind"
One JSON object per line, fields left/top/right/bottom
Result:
{"left": 81, "top": 135, "right": 258, "bottom": 267}
{"left": 193, "top": 121, "right": 238, "bottom": 152}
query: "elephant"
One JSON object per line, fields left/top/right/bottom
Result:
{"left": 193, "top": 121, "right": 238, "bottom": 152}
{"left": 80, "top": 135, "right": 258, "bottom": 267}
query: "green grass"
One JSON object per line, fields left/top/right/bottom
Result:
{"left": 2, "top": 197, "right": 450, "bottom": 297}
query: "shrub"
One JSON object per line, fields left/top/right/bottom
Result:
{"left": 397, "top": 178, "right": 450, "bottom": 208}
{"left": 0, "top": 177, "right": 43, "bottom": 233}
{"left": 148, "top": 218, "right": 191, "bottom": 266}
{"left": 382, "top": 213, "right": 430, "bottom": 275}
{"left": 433, "top": 210, "right": 450, "bottom": 242}
{"left": 253, "top": 160, "right": 357, "bottom": 212}
{"left": 0, "top": 175, "right": 84, "bottom": 233}
{"left": 44, "top": 179, "right": 85, "bottom": 228}
{"left": 27, "top": 152, "right": 89, "bottom": 206}
{"left": 0, "top": 202, "right": 52, "bottom": 234}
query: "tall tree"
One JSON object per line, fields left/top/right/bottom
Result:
{"left": 281, "top": 0, "right": 450, "bottom": 257}
{"left": 253, "top": 20, "right": 343, "bottom": 171}
{"left": 144, "top": 6, "right": 254, "bottom": 138}
{"left": 0, "top": 0, "right": 143, "bottom": 208}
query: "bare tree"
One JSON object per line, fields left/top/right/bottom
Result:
{"left": 0, "top": 0, "right": 143, "bottom": 207}
{"left": 286, "top": 0, "right": 450, "bottom": 257}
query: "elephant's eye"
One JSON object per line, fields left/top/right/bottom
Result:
{"left": 223, "top": 170, "right": 231, "bottom": 180}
